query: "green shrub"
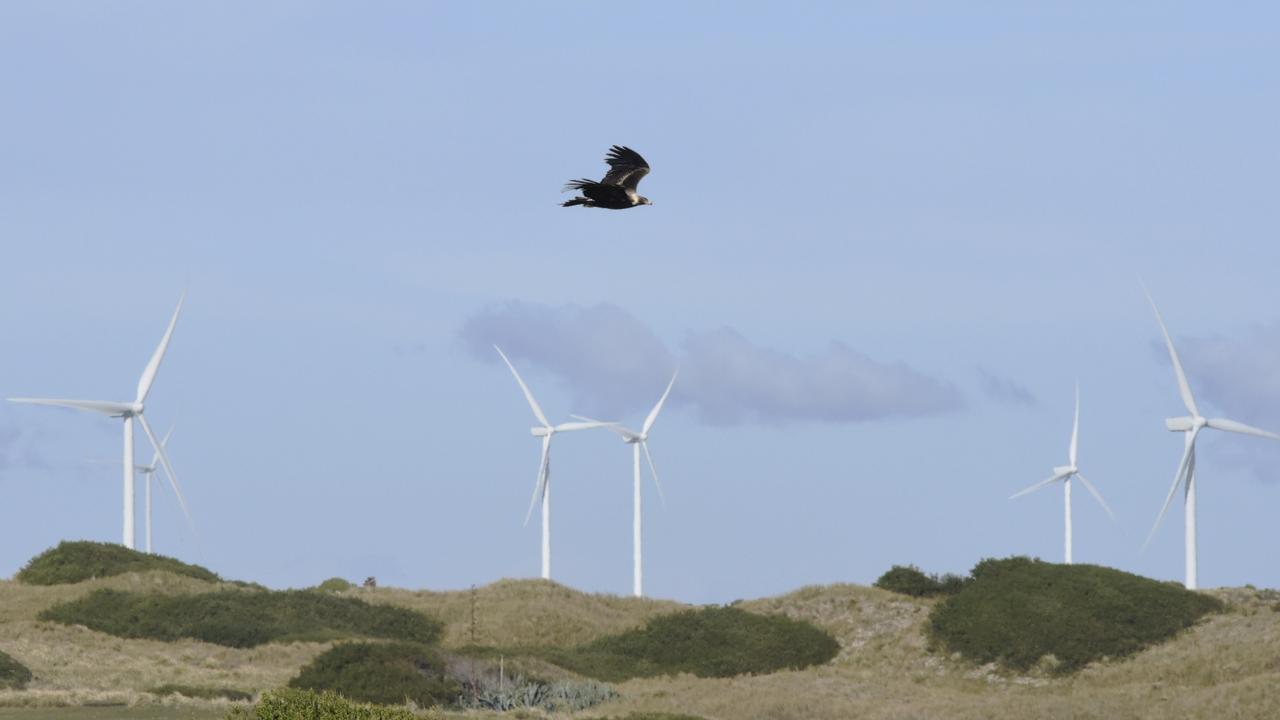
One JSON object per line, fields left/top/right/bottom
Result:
{"left": 929, "top": 557, "right": 1224, "bottom": 674}
{"left": 289, "top": 642, "right": 459, "bottom": 707}
{"left": 39, "top": 588, "right": 442, "bottom": 648}
{"left": 17, "top": 540, "right": 220, "bottom": 585}
{"left": 316, "top": 578, "right": 355, "bottom": 593}
{"left": 153, "top": 684, "right": 253, "bottom": 701}
{"left": 874, "top": 564, "right": 968, "bottom": 598}
{"left": 225, "top": 688, "right": 417, "bottom": 720}
{"left": 0, "top": 650, "right": 33, "bottom": 690}
{"left": 547, "top": 606, "right": 839, "bottom": 680}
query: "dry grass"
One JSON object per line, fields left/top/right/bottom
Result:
{"left": 352, "top": 579, "right": 684, "bottom": 649}
{"left": 586, "top": 584, "right": 1280, "bottom": 720}
{"left": 2, "top": 572, "right": 1278, "bottom": 719}
{"left": 0, "top": 574, "right": 323, "bottom": 711}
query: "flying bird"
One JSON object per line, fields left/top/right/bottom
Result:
{"left": 562, "top": 146, "right": 653, "bottom": 209}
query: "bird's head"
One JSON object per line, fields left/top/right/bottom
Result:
{"left": 638, "top": 196, "right": 652, "bottom": 206}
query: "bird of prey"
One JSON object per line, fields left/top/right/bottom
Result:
{"left": 562, "top": 146, "right": 653, "bottom": 209}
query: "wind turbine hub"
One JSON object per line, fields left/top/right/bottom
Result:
{"left": 531, "top": 426, "right": 553, "bottom": 437}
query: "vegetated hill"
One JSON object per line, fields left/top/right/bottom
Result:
{"left": 356, "top": 578, "right": 685, "bottom": 648}
{"left": 737, "top": 583, "right": 935, "bottom": 670}
{"left": 2, "top": 573, "right": 1278, "bottom": 719}
{"left": 544, "top": 606, "right": 840, "bottom": 681}
{"left": 928, "top": 557, "right": 1224, "bottom": 674}
{"left": 39, "top": 588, "right": 443, "bottom": 648}
{"left": 16, "top": 541, "right": 221, "bottom": 585}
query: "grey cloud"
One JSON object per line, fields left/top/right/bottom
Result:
{"left": 976, "top": 367, "right": 1037, "bottom": 407}
{"left": 679, "top": 328, "right": 963, "bottom": 424}
{"left": 1170, "top": 322, "right": 1280, "bottom": 483}
{"left": 459, "top": 301, "right": 676, "bottom": 418}
{"left": 459, "top": 301, "right": 963, "bottom": 425}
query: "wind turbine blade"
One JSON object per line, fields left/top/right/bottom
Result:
{"left": 1207, "top": 418, "right": 1280, "bottom": 442}
{"left": 1069, "top": 382, "right": 1080, "bottom": 467}
{"left": 494, "top": 346, "right": 551, "bottom": 428}
{"left": 1143, "top": 431, "right": 1198, "bottom": 551}
{"left": 1144, "top": 289, "right": 1199, "bottom": 417}
{"left": 8, "top": 398, "right": 134, "bottom": 416}
{"left": 570, "top": 414, "right": 638, "bottom": 440}
{"left": 137, "top": 414, "right": 196, "bottom": 539}
{"left": 1009, "top": 472, "right": 1069, "bottom": 500}
{"left": 640, "top": 440, "right": 666, "bottom": 507}
{"left": 1074, "top": 473, "right": 1115, "bottom": 521}
{"left": 136, "top": 293, "right": 185, "bottom": 404}
{"left": 147, "top": 426, "right": 175, "bottom": 476}
{"left": 552, "top": 420, "right": 618, "bottom": 432}
{"left": 524, "top": 435, "right": 551, "bottom": 527}
{"left": 642, "top": 370, "right": 679, "bottom": 436}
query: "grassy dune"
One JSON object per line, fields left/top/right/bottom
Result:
{"left": 1, "top": 570, "right": 1278, "bottom": 719}
{"left": 357, "top": 579, "right": 684, "bottom": 648}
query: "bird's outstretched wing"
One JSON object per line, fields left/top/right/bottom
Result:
{"left": 601, "top": 145, "right": 650, "bottom": 191}
{"left": 562, "top": 179, "right": 632, "bottom": 207}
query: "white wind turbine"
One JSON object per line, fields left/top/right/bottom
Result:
{"left": 9, "top": 295, "right": 189, "bottom": 550}
{"left": 573, "top": 371, "right": 677, "bottom": 598}
{"left": 495, "top": 346, "right": 613, "bottom": 581}
{"left": 1143, "top": 291, "right": 1280, "bottom": 589}
{"left": 1010, "top": 383, "right": 1113, "bottom": 564}
{"left": 136, "top": 426, "right": 193, "bottom": 554}
{"left": 84, "top": 425, "right": 190, "bottom": 554}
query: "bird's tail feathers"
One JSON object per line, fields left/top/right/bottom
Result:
{"left": 562, "top": 178, "right": 598, "bottom": 192}
{"left": 561, "top": 197, "right": 590, "bottom": 207}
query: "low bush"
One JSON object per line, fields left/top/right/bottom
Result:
{"left": 153, "top": 684, "right": 253, "bottom": 701}
{"left": 39, "top": 588, "right": 442, "bottom": 648}
{"left": 316, "top": 578, "right": 355, "bottom": 593}
{"left": 0, "top": 650, "right": 33, "bottom": 690}
{"left": 289, "top": 642, "right": 459, "bottom": 707}
{"left": 547, "top": 605, "right": 839, "bottom": 680}
{"left": 225, "top": 688, "right": 416, "bottom": 720}
{"left": 929, "top": 556, "right": 1224, "bottom": 674}
{"left": 874, "top": 564, "right": 968, "bottom": 598}
{"left": 17, "top": 540, "right": 220, "bottom": 585}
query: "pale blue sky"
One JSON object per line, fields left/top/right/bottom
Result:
{"left": 2, "top": 3, "right": 1279, "bottom": 602}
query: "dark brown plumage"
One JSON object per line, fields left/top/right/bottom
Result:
{"left": 561, "top": 146, "right": 653, "bottom": 209}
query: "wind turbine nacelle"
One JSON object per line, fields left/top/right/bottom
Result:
{"left": 1165, "top": 416, "right": 1196, "bottom": 432}
{"left": 1052, "top": 466, "right": 1075, "bottom": 476}
{"left": 530, "top": 426, "right": 552, "bottom": 437}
